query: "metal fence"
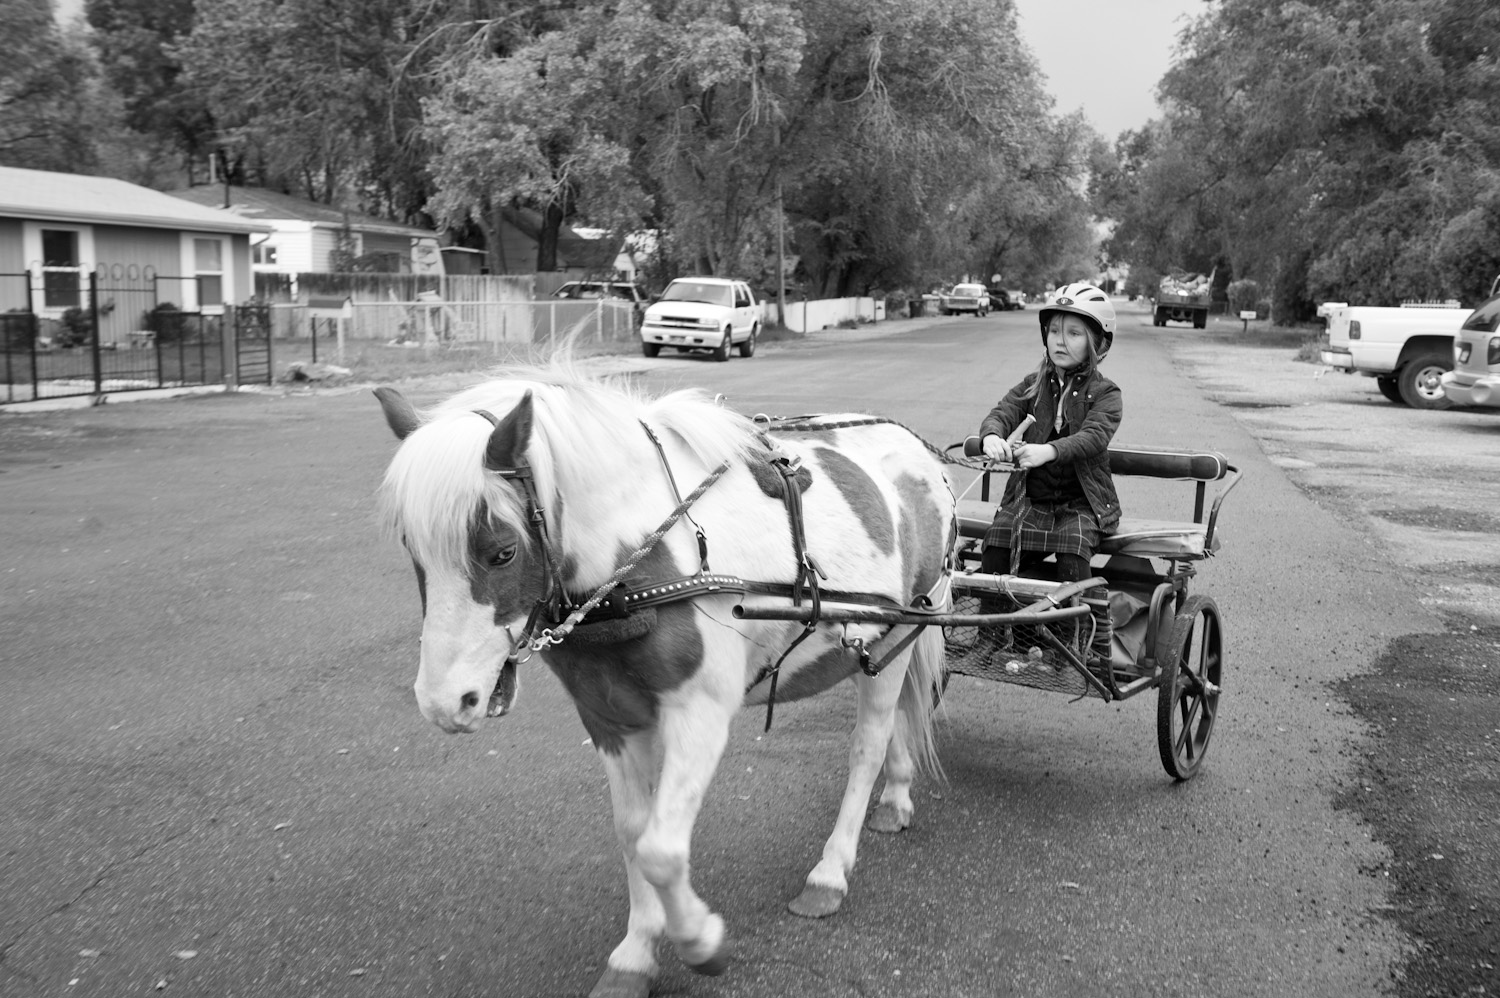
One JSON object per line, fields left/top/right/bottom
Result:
{"left": 0, "top": 270, "right": 271, "bottom": 405}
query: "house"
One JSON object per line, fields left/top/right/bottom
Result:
{"left": 0, "top": 164, "right": 270, "bottom": 344}
{"left": 487, "top": 207, "right": 624, "bottom": 283}
{"left": 165, "top": 185, "right": 444, "bottom": 282}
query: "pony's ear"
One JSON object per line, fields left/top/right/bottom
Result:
{"left": 485, "top": 390, "right": 534, "bottom": 471}
{"left": 374, "top": 387, "right": 420, "bottom": 440}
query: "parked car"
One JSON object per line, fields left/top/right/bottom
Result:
{"left": 988, "top": 289, "right": 1026, "bottom": 311}
{"left": 551, "top": 280, "right": 648, "bottom": 321}
{"left": 639, "top": 277, "right": 759, "bottom": 361}
{"left": 1440, "top": 292, "right": 1500, "bottom": 408}
{"left": 1319, "top": 300, "right": 1467, "bottom": 408}
{"left": 941, "top": 283, "right": 989, "bottom": 317}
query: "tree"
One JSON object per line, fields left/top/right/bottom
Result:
{"left": 86, "top": 0, "right": 215, "bottom": 180}
{"left": 1099, "top": 0, "right": 1500, "bottom": 318}
{"left": 178, "top": 0, "right": 436, "bottom": 219}
{"left": 420, "top": 0, "right": 1078, "bottom": 291}
{"left": 422, "top": 8, "right": 648, "bottom": 273}
{"left": 0, "top": 0, "right": 107, "bottom": 172}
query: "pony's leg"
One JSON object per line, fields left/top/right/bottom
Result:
{"left": 633, "top": 693, "right": 734, "bottom": 976}
{"left": 868, "top": 704, "right": 916, "bottom": 833}
{"left": 788, "top": 663, "right": 907, "bottom": 918}
{"left": 592, "top": 733, "right": 666, "bottom": 998}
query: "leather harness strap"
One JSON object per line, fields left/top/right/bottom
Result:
{"left": 472, "top": 406, "right": 934, "bottom": 731}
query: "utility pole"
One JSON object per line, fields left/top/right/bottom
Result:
{"left": 775, "top": 123, "right": 786, "bottom": 331}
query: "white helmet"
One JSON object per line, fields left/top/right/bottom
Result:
{"left": 1039, "top": 282, "right": 1116, "bottom": 355}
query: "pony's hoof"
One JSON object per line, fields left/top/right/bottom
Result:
{"left": 788, "top": 883, "right": 846, "bottom": 918}
{"left": 589, "top": 967, "right": 653, "bottom": 998}
{"left": 686, "top": 938, "right": 733, "bottom": 977}
{"left": 866, "top": 802, "right": 911, "bottom": 834}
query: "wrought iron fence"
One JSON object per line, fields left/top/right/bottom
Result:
{"left": 0, "top": 269, "right": 271, "bottom": 405}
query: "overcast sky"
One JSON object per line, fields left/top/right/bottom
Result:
{"left": 1011, "top": 0, "right": 1208, "bottom": 140}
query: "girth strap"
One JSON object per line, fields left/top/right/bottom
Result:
{"left": 759, "top": 444, "right": 827, "bottom": 731}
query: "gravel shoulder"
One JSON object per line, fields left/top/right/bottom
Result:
{"left": 1162, "top": 317, "right": 1500, "bottom": 997}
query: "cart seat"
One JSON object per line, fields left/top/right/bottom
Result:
{"left": 1098, "top": 517, "right": 1218, "bottom": 559}
{"left": 952, "top": 444, "right": 1234, "bottom": 562}
{"left": 955, "top": 503, "right": 1220, "bottom": 560}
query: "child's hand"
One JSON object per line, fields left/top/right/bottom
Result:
{"left": 981, "top": 434, "right": 1011, "bottom": 462}
{"left": 1012, "top": 443, "right": 1057, "bottom": 469}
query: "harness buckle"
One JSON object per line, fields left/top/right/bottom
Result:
{"left": 842, "top": 631, "right": 876, "bottom": 677}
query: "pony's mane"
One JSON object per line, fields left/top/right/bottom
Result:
{"left": 379, "top": 356, "right": 763, "bottom": 571}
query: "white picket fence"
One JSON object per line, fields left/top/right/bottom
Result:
{"left": 766, "top": 297, "right": 885, "bottom": 331}
{"left": 270, "top": 297, "right": 639, "bottom": 346}
{"left": 267, "top": 292, "right": 889, "bottom": 347}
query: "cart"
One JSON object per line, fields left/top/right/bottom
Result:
{"left": 943, "top": 438, "right": 1241, "bottom": 780}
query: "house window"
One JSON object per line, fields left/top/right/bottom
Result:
{"left": 41, "top": 229, "right": 83, "bottom": 309}
{"left": 194, "top": 238, "right": 224, "bottom": 307}
{"left": 253, "top": 243, "right": 278, "bottom": 266}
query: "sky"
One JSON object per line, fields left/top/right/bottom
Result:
{"left": 1011, "top": 0, "right": 1208, "bottom": 140}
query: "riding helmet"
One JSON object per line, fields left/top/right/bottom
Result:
{"left": 1039, "top": 282, "right": 1116, "bottom": 356}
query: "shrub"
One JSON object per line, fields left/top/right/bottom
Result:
{"left": 2, "top": 308, "right": 37, "bottom": 350}
{"left": 1226, "top": 279, "right": 1263, "bottom": 316}
{"left": 55, "top": 306, "right": 94, "bottom": 347}
{"left": 146, "top": 302, "right": 193, "bottom": 343}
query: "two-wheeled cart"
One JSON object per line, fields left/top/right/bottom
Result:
{"left": 943, "top": 439, "right": 1241, "bottom": 780}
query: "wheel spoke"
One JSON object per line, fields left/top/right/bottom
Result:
{"left": 1177, "top": 686, "right": 1202, "bottom": 732}
{"left": 1173, "top": 707, "right": 1193, "bottom": 758}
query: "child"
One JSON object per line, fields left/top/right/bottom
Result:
{"left": 976, "top": 282, "right": 1122, "bottom": 665}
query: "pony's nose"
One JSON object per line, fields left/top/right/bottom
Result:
{"left": 414, "top": 679, "right": 484, "bottom": 733}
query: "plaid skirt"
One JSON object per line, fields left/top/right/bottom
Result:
{"left": 983, "top": 496, "right": 1102, "bottom": 564}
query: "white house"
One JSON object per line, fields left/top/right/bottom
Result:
{"left": 166, "top": 186, "right": 443, "bottom": 283}
{"left": 0, "top": 165, "right": 269, "bottom": 342}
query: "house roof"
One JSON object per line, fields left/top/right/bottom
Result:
{"left": 166, "top": 186, "right": 435, "bottom": 238}
{"left": 0, "top": 166, "right": 271, "bottom": 234}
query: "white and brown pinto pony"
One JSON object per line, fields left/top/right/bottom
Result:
{"left": 374, "top": 365, "right": 954, "bottom": 998}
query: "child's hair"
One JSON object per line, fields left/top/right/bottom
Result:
{"left": 1020, "top": 314, "right": 1103, "bottom": 400}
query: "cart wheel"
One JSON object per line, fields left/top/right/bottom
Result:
{"left": 1156, "top": 595, "right": 1223, "bottom": 781}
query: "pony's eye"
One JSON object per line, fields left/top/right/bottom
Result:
{"left": 490, "top": 545, "right": 518, "bottom": 567}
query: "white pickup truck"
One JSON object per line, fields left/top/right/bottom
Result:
{"left": 1318, "top": 301, "right": 1468, "bottom": 409}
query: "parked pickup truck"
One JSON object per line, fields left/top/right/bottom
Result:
{"left": 1154, "top": 273, "right": 1211, "bottom": 328}
{"left": 1318, "top": 301, "right": 1468, "bottom": 409}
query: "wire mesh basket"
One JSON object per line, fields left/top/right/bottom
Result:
{"left": 944, "top": 584, "right": 1104, "bottom": 698}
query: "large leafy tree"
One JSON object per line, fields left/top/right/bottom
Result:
{"left": 0, "top": 0, "right": 108, "bottom": 172}
{"left": 86, "top": 0, "right": 215, "bottom": 180}
{"left": 422, "top": 0, "right": 1080, "bottom": 291}
{"left": 422, "top": 3, "right": 649, "bottom": 273}
{"left": 778, "top": 0, "right": 1053, "bottom": 295}
{"left": 178, "top": 0, "right": 436, "bottom": 218}
{"left": 1099, "top": 0, "right": 1500, "bottom": 317}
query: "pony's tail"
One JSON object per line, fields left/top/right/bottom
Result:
{"left": 898, "top": 574, "right": 951, "bottom": 781}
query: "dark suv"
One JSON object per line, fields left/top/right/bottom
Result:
{"left": 551, "top": 281, "right": 648, "bottom": 321}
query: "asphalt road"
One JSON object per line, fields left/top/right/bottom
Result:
{"left": 0, "top": 301, "right": 1441, "bottom": 997}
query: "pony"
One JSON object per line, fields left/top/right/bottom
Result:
{"left": 374, "top": 361, "right": 955, "bottom": 998}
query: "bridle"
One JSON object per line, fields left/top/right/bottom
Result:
{"left": 469, "top": 408, "right": 574, "bottom": 662}
{"left": 471, "top": 408, "right": 732, "bottom": 666}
